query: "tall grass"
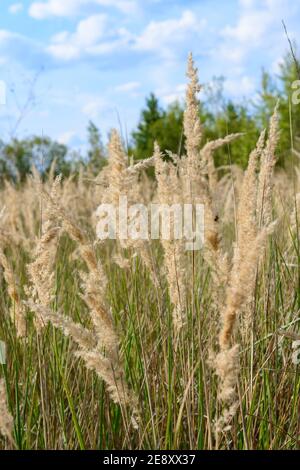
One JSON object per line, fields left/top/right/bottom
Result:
{"left": 0, "top": 54, "right": 299, "bottom": 450}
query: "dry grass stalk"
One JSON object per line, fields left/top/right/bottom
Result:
{"left": 181, "top": 55, "right": 235, "bottom": 313}
{"left": 45, "top": 193, "right": 117, "bottom": 356}
{"left": 257, "top": 102, "right": 280, "bottom": 226}
{"left": 181, "top": 54, "right": 223, "bottom": 258}
{"left": 201, "top": 133, "right": 244, "bottom": 196}
{"left": 26, "top": 175, "right": 62, "bottom": 331}
{"left": 183, "top": 52, "right": 202, "bottom": 173}
{"left": 99, "top": 129, "right": 159, "bottom": 288}
{"left": 0, "top": 379, "right": 14, "bottom": 445}
{"left": 28, "top": 300, "right": 138, "bottom": 414}
{"left": 151, "top": 55, "right": 242, "bottom": 331}
{"left": 290, "top": 192, "right": 300, "bottom": 232}
{"left": 35, "top": 191, "right": 138, "bottom": 425}
{"left": 26, "top": 302, "right": 97, "bottom": 351}
{"left": 215, "top": 107, "right": 279, "bottom": 434}
{"left": 154, "top": 142, "right": 187, "bottom": 333}
{"left": 0, "top": 248, "right": 26, "bottom": 337}
{"left": 0, "top": 204, "right": 27, "bottom": 338}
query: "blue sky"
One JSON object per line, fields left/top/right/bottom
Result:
{"left": 0, "top": 0, "right": 300, "bottom": 152}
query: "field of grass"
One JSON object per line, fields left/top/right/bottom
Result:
{"left": 0, "top": 55, "right": 299, "bottom": 450}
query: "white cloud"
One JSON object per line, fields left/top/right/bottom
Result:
{"left": 29, "top": 0, "right": 136, "bottom": 19}
{"left": 101, "top": 0, "right": 137, "bottom": 13}
{"left": 238, "top": 0, "right": 256, "bottom": 8}
{"left": 217, "top": 44, "right": 245, "bottom": 63}
{"left": 222, "top": 10, "right": 272, "bottom": 44}
{"left": 47, "top": 14, "right": 107, "bottom": 60}
{"left": 46, "top": 9, "right": 204, "bottom": 63}
{"left": 85, "top": 27, "right": 133, "bottom": 56}
{"left": 157, "top": 83, "right": 186, "bottom": 105}
{"left": 134, "top": 10, "right": 205, "bottom": 56}
{"left": 115, "top": 81, "right": 140, "bottom": 93}
{"left": 224, "top": 75, "right": 255, "bottom": 97}
{"left": 270, "top": 56, "right": 284, "bottom": 74}
{"left": 9, "top": 3, "right": 23, "bottom": 14}
{"left": 0, "top": 29, "right": 46, "bottom": 68}
{"left": 58, "top": 130, "right": 76, "bottom": 145}
{"left": 239, "top": 0, "right": 285, "bottom": 10}
{"left": 81, "top": 95, "right": 108, "bottom": 119}
{"left": 215, "top": 0, "right": 295, "bottom": 68}
{"left": 68, "top": 14, "right": 106, "bottom": 47}
{"left": 29, "top": 0, "right": 78, "bottom": 18}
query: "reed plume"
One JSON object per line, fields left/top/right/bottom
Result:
{"left": 200, "top": 133, "right": 244, "bottom": 196}
{"left": 181, "top": 54, "right": 244, "bottom": 315}
{"left": 99, "top": 129, "right": 159, "bottom": 288}
{"left": 26, "top": 175, "right": 62, "bottom": 331}
{"left": 215, "top": 106, "right": 279, "bottom": 434}
{"left": 257, "top": 102, "right": 280, "bottom": 226}
{"left": 0, "top": 248, "right": 26, "bottom": 337}
{"left": 33, "top": 190, "right": 138, "bottom": 425}
{"left": 0, "top": 203, "right": 26, "bottom": 338}
{"left": 184, "top": 52, "right": 202, "bottom": 171}
{"left": 154, "top": 142, "right": 187, "bottom": 333}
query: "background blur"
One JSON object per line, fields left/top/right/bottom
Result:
{"left": 0, "top": 0, "right": 300, "bottom": 179}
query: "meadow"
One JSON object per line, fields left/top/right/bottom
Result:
{"left": 0, "top": 54, "right": 299, "bottom": 450}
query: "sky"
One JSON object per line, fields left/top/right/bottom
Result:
{"left": 0, "top": 0, "right": 299, "bottom": 153}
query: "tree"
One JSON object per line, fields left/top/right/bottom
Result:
{"left": 27, "top": 136, "right": 70, "bottom": 177}
{"left": 254, "top": 52, "right": 300, "bottom": 166}
{"left": 1, "top": 138, "right": 32, "bottom": 182}
{"left": 277, "top": 53, "right": 300, "bottom": 160}
{"left": 131, "top": 90, "right": 259, "bottom": 169}
{"left": 0, "top": 140, "right": 11, "bottom": 185}
{"left": 148, "top": 102, "right": 185, "bottom": 155}
{"left": 87, "top": 121, "right": 106, "bottom": 173}
{"left": 0, "top": 136, "right": 70, "bottom": 182}
{"left": 210, "top": 102, "right": 259, "bottom": 168}
{"left": 255, "top": 70, "right": 278, "bottom": 129}
{"left": 132, "top": 93, "right": 164, "bottom": 158}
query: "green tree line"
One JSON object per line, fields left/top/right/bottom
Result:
{"left": 0, "top": 53, "right": 299, "bottom": 184}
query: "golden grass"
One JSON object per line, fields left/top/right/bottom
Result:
{"left": 0, "top": 54, "right": 299, "bottom": 450}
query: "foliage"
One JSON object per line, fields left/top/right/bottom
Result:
{"left": 87, "top": 121, "right": 106, "bottom": 174}
{"left": 0, "top": 52, "right": 299, "bottom": 182}
{"left": 0, "top": 136, "right": 69, "bottom": 182}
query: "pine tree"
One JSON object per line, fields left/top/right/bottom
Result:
{"left": 87, "top": 121, "right": 106, "bottom": 173}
